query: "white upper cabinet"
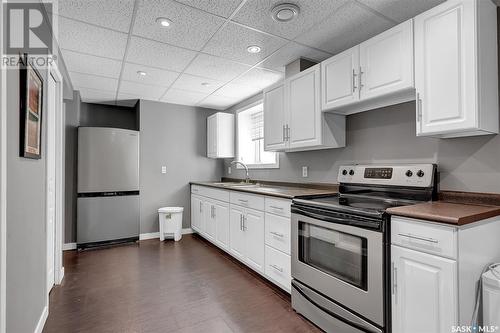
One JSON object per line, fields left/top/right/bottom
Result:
{"left": 206, "top": 112, "right": 235, "bottom": 158}
{"left": 263, "top": 64, "right": 346, "bottom": 152}
{"left": 414, "top": 0, "right": 498, "bottom": 138}
{"left": 359, "top": 20, "right": 414, "bottom": 101}
{"left": 321, "top": 20, "right": 415, "bottom": 114}
{"left": 321, "top": 46, "right": 360, "bottom": 110}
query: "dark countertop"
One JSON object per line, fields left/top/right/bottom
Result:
{"left": 190, "top": 180, "right": 338, "bottom": 199}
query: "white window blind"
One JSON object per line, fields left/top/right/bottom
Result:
{"left": 250, "top": 111, "right": 264, "bottom": 141}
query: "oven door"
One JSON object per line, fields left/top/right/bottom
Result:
{"left": 291, "top": 205, "right": 384, "bottom": 327}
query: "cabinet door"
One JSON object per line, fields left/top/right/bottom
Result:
{"left": 204, "top": 201, "right": 216, "bottom": 241}
{"left": 321, "top": 46, "right": 360, "bottom": 110}
{"left": 286, "top": 65, "right": 322, "bottom": 149}
{"left": 263, "top": 82, "right": 287, "bottom": 151}
{"left": 214, "top": 201, "right": 230, "bottom": 250}
{"left": 391, "top": 246, "right": 457, "bottom": 333}
{"left": 229, "top": 205, "right": 246, "bottom": 261}
{"left": 414, "top": 0, "right": 476, "bottom": 135}
{"left": 359, "top": 20, "right": 414, "bottom": 101}
{"left": 244, "top": 208, "right": 265, "bottom": 273}
{"left": 191, "top": 195, "right": 203, "bottom": 232}
{"left": 206, "top": 115, "right": 217, "bottom": 157}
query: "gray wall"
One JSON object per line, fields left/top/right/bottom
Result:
{"left": 64, "top": 91, "right": 81, "bottom": 243}
{"left": 139, "top": 100, "right": 223, "bottom": 233}
{"left": 224, "top": 101, "right": 500, "bottom": 193}
{"left": 6, "top": 63, "right": 48, "bottom": 332}
{"left": 80, "top": 102, "right": 139, "bottom": 130}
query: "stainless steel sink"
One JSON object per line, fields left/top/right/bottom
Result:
{"left": 212, "top": 182, "right": 262, "bottom": 188}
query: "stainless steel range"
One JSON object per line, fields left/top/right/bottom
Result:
{"left": 291, "top": 164, "right": 437, "bottom": 333}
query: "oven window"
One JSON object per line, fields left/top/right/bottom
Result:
{"left": 298, "top": 221, "right": 368, "bottom": 290}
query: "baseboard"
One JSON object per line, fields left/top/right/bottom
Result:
{"left": 62, "top": 242, "right": 76, "bottom": 251}
{"left": 140, "top": 228, "right": 193, "bottom": 240}
{"left": 34, "top": 305, "right": 48, "bottom": 333}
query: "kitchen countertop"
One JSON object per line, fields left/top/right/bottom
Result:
{"left": 190, "top": 180, "right": 338, "bottom": 199}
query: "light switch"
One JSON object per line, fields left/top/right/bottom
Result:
{"left": 161, "top": 166, "right": 167, "bottom": 174}
{"left": 302, "top": 166, "right": 308, "bottom": 178}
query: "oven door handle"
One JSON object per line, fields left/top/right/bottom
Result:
{"left": 292, "top": 282, "right": 381, "bottom": 333}
{"left": 292, "top": 206, "right": 380, "bottom": 228}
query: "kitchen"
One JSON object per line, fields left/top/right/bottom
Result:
{"left": 2, "top": 0, "right": 500, "bottom": 333}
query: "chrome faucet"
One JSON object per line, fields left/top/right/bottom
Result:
{"left": 230, "top": 161, "right": 250, "bottom": 183}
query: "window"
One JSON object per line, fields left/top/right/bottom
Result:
{"left": 236, "top": 102, "right": 279, "bottom": 169}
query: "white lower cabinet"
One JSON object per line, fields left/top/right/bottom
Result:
{"left": 265, "top": 245, "right": 291, "bottom": 292}
{"left": 204, "top": 200, "right": 216, "bottom": 241}
{"left": 391, "top": 245, "right": 457, "bottom": 333}
{"left": 214, "top": 201, "right": 230, "bottom": 250}
{"left": 190, "top": 195, "right": 204, "bottom": 233}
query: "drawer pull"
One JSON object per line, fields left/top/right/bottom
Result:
{"left": 270, "top": 264, "right": 283, "bottom": 273}
{"left": 269, "top": 205, "right": 284, "bottom": 211}
{"left": 398, "top": 233, "right": 439, "bottom": 244}
{"left": 270, "top": 231, "right": 284, "bottom": 238}
{"left": 238, "top": 199, "right": 248, "bottom": 203}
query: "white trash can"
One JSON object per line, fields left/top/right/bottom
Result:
{"left": 158, "top": 207, "right": 184, "bottom": 241}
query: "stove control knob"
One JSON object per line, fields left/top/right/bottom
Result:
{"left": 405, "top": 170, "right": 413, "bottom": 177}
{"left": 417, "top": 170, "right": 425, "bottom": 178}
{"left": 342, "top": 169, "right": 348, "bottom": 176}
{"left": 349, "top": 170, "right": 355, "bottom": 176}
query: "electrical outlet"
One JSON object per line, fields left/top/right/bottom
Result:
{"left": 161, "top": 166, "right": 167, "bottom": 174}
{"left": 228, "top": 166, "right": 232, "bottom": 174}
{"left": 302, "top": 166, "right": 308, "bottom": 178}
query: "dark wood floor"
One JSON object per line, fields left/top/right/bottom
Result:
{"left": 43, "top": 234, "right": 320, "bottom": 333}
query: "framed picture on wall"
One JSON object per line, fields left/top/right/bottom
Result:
{"left": 19, "top": 53, "right": 44, "bottom": 159}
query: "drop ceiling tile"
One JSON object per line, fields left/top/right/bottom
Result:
{"left": 233, "top": 0, "right": 348, "bottom": 40}
{"left": 78, "top": 87, "right": 117, "bottom": 103}
{"left": 122, "top": 63, "right": 179, "bottom": 87}
{"left": 69, "top": 72, "right": 119, "bottom": 91}
{"left": 161, "top": 88, "right": 208, "bottom": 106}
{"left": 233, "top": 68, "right": 284, "bottom": 89}
{"left": 118, "top": 81, "right": 167, "bottom": 100}
{"left": 259, "top": 42, "right": 331, "bottom": 72}
{"left": 170, "top": 74, "right": 225, "bottom": 94}
{"left": 214, "top": 83, "right": 262, "bottom": 100}
{"left": 132, "top": 0, "right": 225, "bottom": 51}
{"left": 126, "top": 36, "right": 197, "bottom": 72}
{"left": 202, "top": 22, "right": 288, "bottom": 66}
{"left": 58, "top": 0, "right": 135, "bottom": 32}
{"left": 61, "top": 50, "right": 123, "bottom": 78}
{"left": 358, "top": 0, "right": 445, "bottom": 23}
{"left": 174, "top": 0, "right": 242, "bottom": 18}
{"left": 198, "top": 95, "right": 237, "bottom": 110}
{"left": 58, "top": 17, "right": 128, "bottom": 59}
{"left": 295, "top": 2, "right": 393, "bottom": 54}
{"left": 184, "top": 53, "right": 252, "bottom": 82}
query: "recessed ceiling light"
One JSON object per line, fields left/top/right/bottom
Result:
{"left": 201, "top": 82, "right": 211, "bottom": 87}
{"left": 247, "top": 45, "right": 261, "bottom": 54}
{"left": 271, "top": 3, "right": 300, "bottom": 22}
{"left": 156, "top": 17, "right": 172, "bottom": 27}
{"left": 137, "top": 71, "right": 147, "bottom": 76}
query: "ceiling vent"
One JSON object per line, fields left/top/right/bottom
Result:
{"left": 271, "top": 3, "right": 300, "bottom": 22}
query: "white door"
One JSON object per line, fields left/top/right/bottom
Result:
{"left": 46, "top": 73, "right": 57, "bottom": 292}
{"left": 204, "top": 201, "right": 215, "bottom": 240}
{"left": 321, "top": 46, "right": 360, "bottom": 110}
{"left": 414, "top": 0, "right": 476, "bottom": 135}
{"left": 207, "top": 115, "right": 217, "bottom": 157}
{"left": 359, "top": 20, "right": 414, "bottom": 101}
{"left": 214, "top": 201, "right": 230, "bottom": 250}
{"left": 391, "top": 246, "right": 457, "bottom": 333}
{"left": 263, "top": 82, "right": 287, "bottom": 151}
{"left": 191, "top": 195, "right": 203, "bottom": 232}
{"left": 287, "top": 65, "right": 322, "bottom": 149}
{"left": 229, "top": 205, "right": 245, "bottom": 261}
{"left": 244, "top": 208, "right": 265, "bottom": 273}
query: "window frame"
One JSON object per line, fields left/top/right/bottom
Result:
{"left": 235, "top": 100, "right": 279, "bottom": 170}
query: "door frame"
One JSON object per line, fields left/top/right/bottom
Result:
{"left": 46, "top": 60, "right": 65, "bottom": 294}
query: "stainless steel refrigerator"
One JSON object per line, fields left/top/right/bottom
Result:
{"left": 77, "top": 127, "right": 139, "bottom": 249}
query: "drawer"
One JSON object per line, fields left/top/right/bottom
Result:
{"left": 265, "top": 245, "right": 291, "bottom": 292}
{"left": 265, "top": 213, "right": 291, "bottom": 254}
{"left": 265, "top": 197, "right": 291, "bottom": 217}
{"left": 191, "top": 185, "right": 229, "bottom": 202}
{"left": 391, "top": 217, "right": 457, "bottom": 259}
{"left": 230, "top": 191, "right": 264, "bottom": 211}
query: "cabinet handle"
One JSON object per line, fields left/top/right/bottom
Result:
{"left": 269, "top": 205, "right": 283, "bottom": 211}
{"left": 242, "top": 215, "right": 246, "bottom": 231}
{"left": 282, "top": 125, "right": 286, "bottom": 142}
{"left": 416, "top": 92, "right": 422, "bottom": 122}
{"left": 392, "top": 262, "right": 397, "bottom": 303}
{"left": 270, "top": 264, "right": 283, "bottom": 273}
{"left": 397, "top": 233, "right": 439, "bottom": 244}
{"left": 286, "top": 125, "right": 290, "bottom": 141}
{"left": 352, "top": 69, "right": 357, "bottom": 92}
{"left": 213, "top": 206, "right": 216, "bottom": 219}
{"left": 199, "top": 202, "right": 202, "bottom": 213}
{"left": 359, "top": 67, "right": 364, "bottom": 91}
{"left": 240, "top": 214, "right": 243, "bottom": 231}
{"left": 270, "top": 231, "right": 284, "bottom": 238}
{"left": 238, "top": 199, "right": 248, "bottom": 204}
